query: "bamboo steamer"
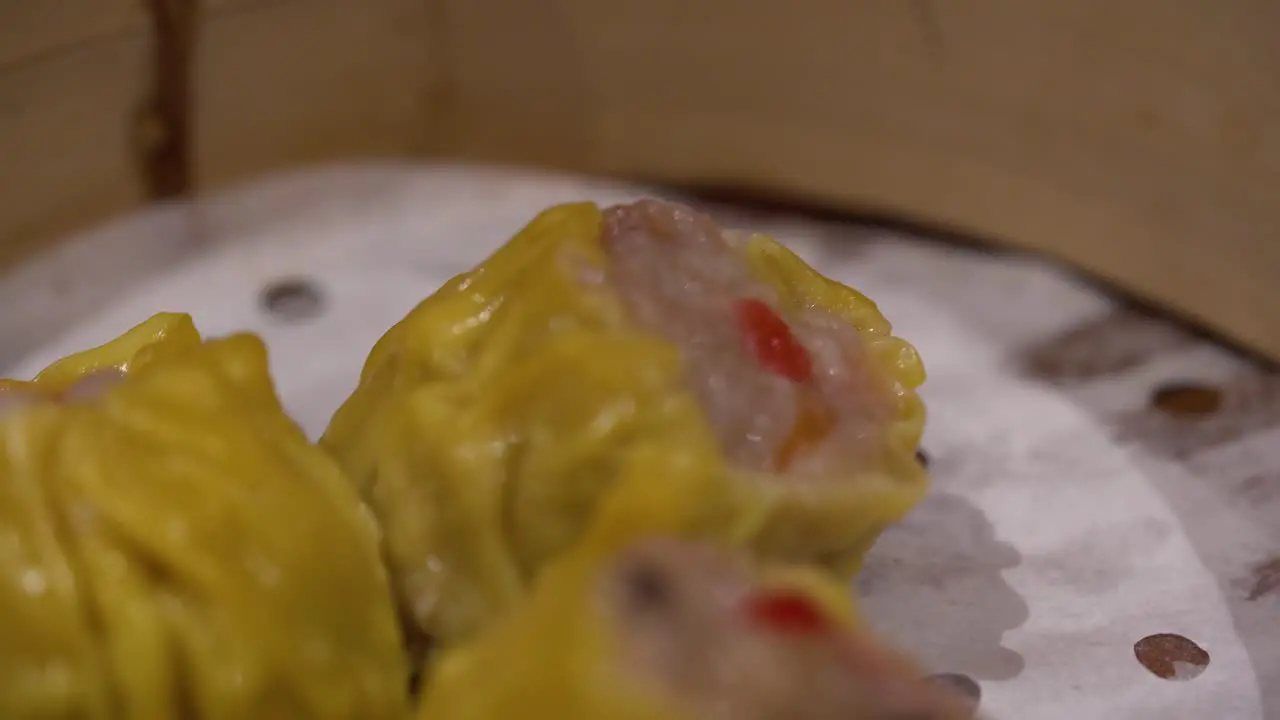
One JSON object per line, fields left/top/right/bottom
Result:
{"left": 0, "top": 4, "right": 1278, "bottom": 719}
{"left": 0, "top": 0, "right": 1276, "bottom": 359}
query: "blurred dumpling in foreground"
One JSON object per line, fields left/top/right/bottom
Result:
{"left": 415, "top": 534, "right": 971, "bottom": 720}
{"left": 0, "top": 313, "right": 409, "bottom": 720}
{"left": 322, "top": 199, "right": 928, "bottom": 651}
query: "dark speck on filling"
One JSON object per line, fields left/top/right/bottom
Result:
{"left": 623, "top": 560, "right": 672, "bottom": 611}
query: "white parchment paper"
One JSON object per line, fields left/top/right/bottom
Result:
{"left": 2, "top": 163, "right": 1275, "bottom": 719}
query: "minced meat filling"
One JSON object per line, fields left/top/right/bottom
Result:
{"left": 600, "top": 199, "right": 891, "bottom": 477}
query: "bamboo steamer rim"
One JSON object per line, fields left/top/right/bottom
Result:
{"left": 0, "top": 0, "right": 1277, "bottom": 362}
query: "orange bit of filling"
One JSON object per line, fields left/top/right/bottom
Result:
{"left": 773, "top": 392, "right": 837, "bottom": 471}
{"left": 734, "top": 299, "right": 813, "bottom": 383}
{"left": 732, "top": 299, "right": 838, "bottom": 470}
{"left": 743, "top": 590, "right": 830, "bottom": 636}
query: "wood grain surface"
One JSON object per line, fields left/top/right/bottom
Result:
{"left": 0, "top": 0, "right": 1277, "bottom": 360}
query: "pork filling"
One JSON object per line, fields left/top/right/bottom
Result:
{"left": 603, "top": 539, "right": 973, "bottom": 720}
{"left": 600, "top": 199, "right": 893, "bottom": 477}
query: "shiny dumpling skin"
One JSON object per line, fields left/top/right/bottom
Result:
{"left": 7, "top": 312, "right": 199, "bottom": 393}
{"left": 321, "top": 202, "right": 927, "bottom": 648}
{"left": 0, "top": 312, "right": 200, "bottom": 719}
{"left": 0, "top": 314, "right": 409, "bottom": 720}
{"left": 0, "top": 408, "right": 112, "bottom": 719}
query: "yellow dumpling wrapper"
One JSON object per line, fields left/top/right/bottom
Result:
{"left": 0, "top": 314, "right": 409, "bottom": 720}
{"left": 322, "top": 202, "right": 927, "bottom": 650}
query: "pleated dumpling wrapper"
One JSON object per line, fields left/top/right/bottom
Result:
{"left": 415, "top": 532, "right": 972, "bottom": 720}
{"left": 0, "top": 313, "right": 409, "bottom": 720}
{"left": 322, "top": 199, "right": 928, "bottom": 650}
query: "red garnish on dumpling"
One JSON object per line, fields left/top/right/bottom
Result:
{"left": 743, "top": 590, "right": 830, "bottom": 635}
{"left": 734, "top": 299, "right": 813, "bottom": 382}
